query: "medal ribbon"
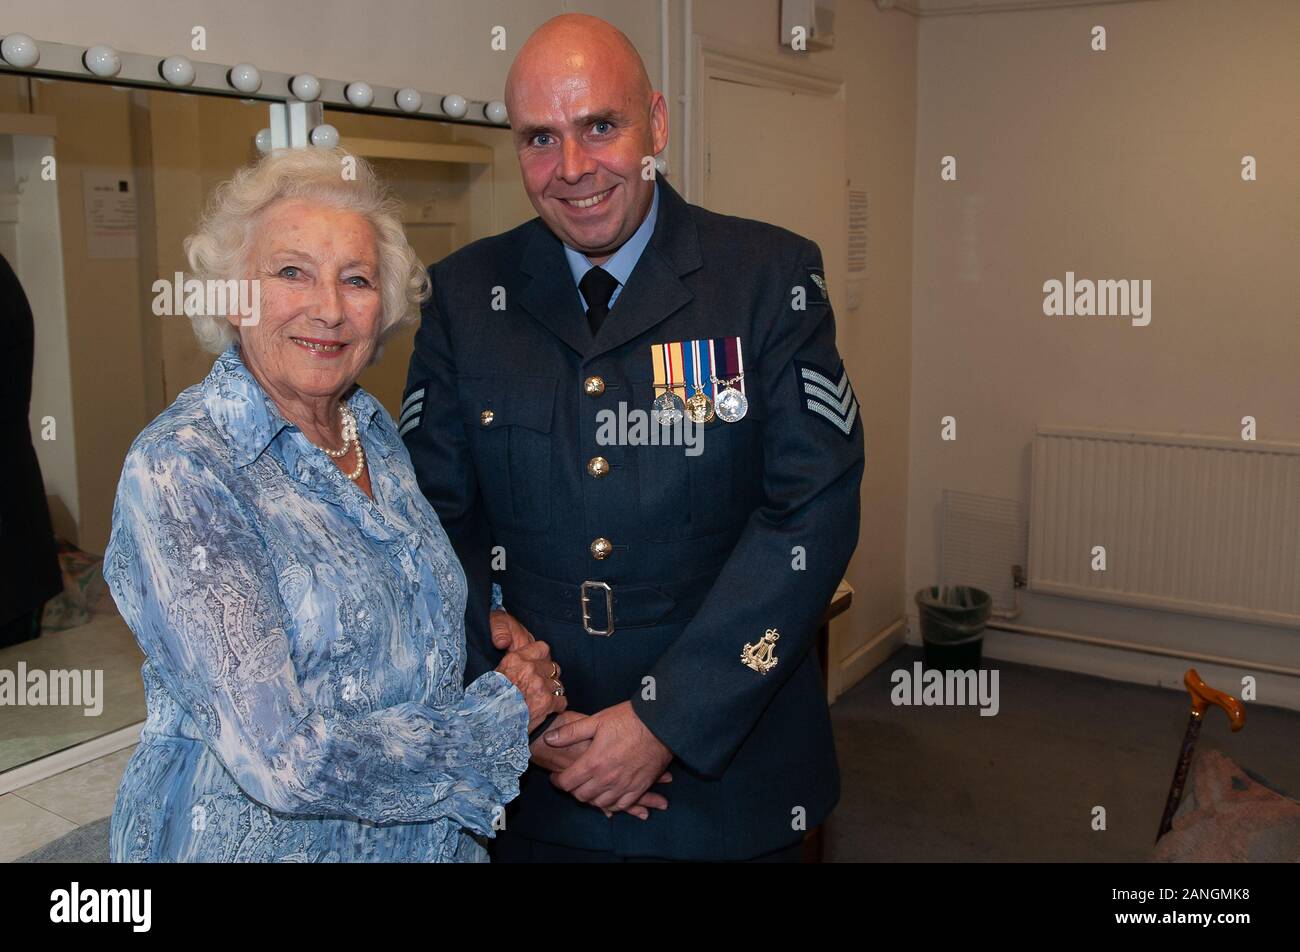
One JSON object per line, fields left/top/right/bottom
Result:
{"left": 666, "top": 341, "right": 684, "bottom": 397}
{"left": 686, "top": 340, "right": 698, "bottom": 395}
{"left": 659, "top": 339, "right": 736, "bottom": 399}
{"left": 686, "top": 338, "right": 696, "bottom": 397}
{"left": 714, "top": 337, "right": 746, "bottom": 396}
{"left": 651, "top": 343, "right": 668, "bottom": 399}
{"left": 652, "top": 342, "right": 684, "bottom": 398}
{"left": 688, "top": 339, "right": 712, "bottom": 399}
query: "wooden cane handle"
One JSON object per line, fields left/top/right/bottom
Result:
{"left": 1185, "top": 668, "right": 1246, "bottom": 731}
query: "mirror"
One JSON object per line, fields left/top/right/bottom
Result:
{"left": 0, "top": 71, "right": 528, "bottom": 776}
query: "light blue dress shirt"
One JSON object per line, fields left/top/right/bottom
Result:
{"left": 104, "top": 346, "right": 530, "bottom": 862}
{"left": 564, "top": 180, "right": 659, "bottom": 313}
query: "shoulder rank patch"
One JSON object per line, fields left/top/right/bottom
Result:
{"left": 795, "top": 359, "right": 858, "bottom": 438}
{"left": 398, "top": 383, "right": 426, "bottom": 437}
{"left": 807, "top": 268, "right": 829, "bottom": 302}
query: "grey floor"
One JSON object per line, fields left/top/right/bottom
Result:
{"left": 11, "top": 646, "right": 1300, "bottom": 862}
{"left": 824, "top": 646, "right": 1300, "bottom": 862}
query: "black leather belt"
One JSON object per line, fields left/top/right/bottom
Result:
{"left": 502, "top": 563, "right": 717, "bottom": 636}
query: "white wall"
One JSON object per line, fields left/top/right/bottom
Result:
{"left": 908, "top": 0, "right": 1300, "bottom": 702}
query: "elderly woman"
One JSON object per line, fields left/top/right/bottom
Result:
{"left": 105, "top": 148, "right": 564, "bottom": 862}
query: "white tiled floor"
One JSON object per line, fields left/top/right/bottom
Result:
{"left": 0, "top": 745, "right": 134, "bottom": 861}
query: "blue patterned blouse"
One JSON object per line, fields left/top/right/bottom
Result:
{"left": 104, "top": 346, "right": 529, "bottom": 862}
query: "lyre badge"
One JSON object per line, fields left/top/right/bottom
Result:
{"left": 740, "top": 628, "right": 780, "bottom": 675}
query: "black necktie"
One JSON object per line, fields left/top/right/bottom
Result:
{"left": 579, "top": 266, "right": 619, "bottom": 336}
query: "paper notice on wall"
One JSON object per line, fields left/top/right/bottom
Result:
{"left": 845, "top": 189, "right": 868, "bottom": 311}
{"left": 83, "top": 171, "right": 138, "bottom": 259}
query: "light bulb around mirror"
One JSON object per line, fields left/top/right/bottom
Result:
{"left": 345, "top": 82, "right": 374, "bottom": 108}
{"left": 310, "top": 124, "right": 340, "bottom": 149}
{"left": 441, "top": 94, "right": 467, "bottom": 118}
{"left": 396, "top": 88, "right": 422, "bottom": 113}
{"left": 1, "top": 33, "right": 41, "bottom": 68}
{"left": 83, "top": 45, "right": 121, "bottom": 78}
{"left": 229, "top": 63, "right": 261, "bottom": 94}
{"left": 160, "top": 55, "right": 196, "bottom": 86}
{"left": 290, "top": 74, "right": 321, "bottom": 102}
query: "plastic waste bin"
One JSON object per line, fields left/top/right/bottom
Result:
{"left": 914, "top": 585, "right": 991, "bottom": 670}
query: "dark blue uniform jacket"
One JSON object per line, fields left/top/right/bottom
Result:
{"left": 403, "top": 176, "right": 864, "bottom": 860}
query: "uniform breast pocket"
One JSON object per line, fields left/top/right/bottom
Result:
{"left": 458, "top": 374, "right": 557, "bottom": 531}
{"left": 631, "top": 381, "right": 765, "bottom": 539}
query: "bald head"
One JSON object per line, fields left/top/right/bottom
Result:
{"left": 504, "top": 14, "right": 669, "bottom": 263}
{"left": 505, "top": 14, "right": 652, "bottom": 119}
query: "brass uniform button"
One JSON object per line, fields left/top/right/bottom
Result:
{"left": 586, "top": 456, "right": 610, "bottom": 478}
{"left": 480, "top": 409, "right": 494, "bottom": 426}
{"left": 590, "top": 537, "right": 613, "bottom": 560}
{"left": 584, "top": 375, "right": 606, "bottom": 397}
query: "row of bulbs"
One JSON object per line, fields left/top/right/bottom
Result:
{"left": 0, "top": 32, "right": 508, "bottom": 124}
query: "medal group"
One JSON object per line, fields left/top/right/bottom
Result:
{"left": 650, "top": 336, "right": 749, "bottom": 426}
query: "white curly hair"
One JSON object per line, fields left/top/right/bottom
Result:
{"left": 183, "top": 147, "right": 430, "bottom": 355}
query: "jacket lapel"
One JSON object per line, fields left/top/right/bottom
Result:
{"left": 586, "top": 177, "right": 702, "bottom": 361}
{"left": 517, "top": 222, "right": 593, "bottom": 358}
{"left": 515, "top": 177, "right": 704, "bottom": 363}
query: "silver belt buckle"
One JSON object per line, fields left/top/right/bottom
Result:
{"left": 580, "top": 581, "right": 614, "bottom": 636}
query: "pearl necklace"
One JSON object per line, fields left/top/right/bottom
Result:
{"left": 321, "top": 404, "right": 366, "bottom": 481}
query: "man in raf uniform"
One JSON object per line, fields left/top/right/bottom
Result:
{"left": 402, "top": 13, "right": 864, "bottom": 862}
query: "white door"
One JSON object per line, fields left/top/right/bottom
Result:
{"left": 702, "top": 76, "right": 846, "bottom": 307}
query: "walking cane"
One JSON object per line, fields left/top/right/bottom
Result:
{"left": 1156, "top": 668, "right": 1246, "bottom": 842}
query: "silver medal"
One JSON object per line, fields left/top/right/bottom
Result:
{"left": 714, "top": 386, "right": 748, "bottom": 423}
{"left": 652, "top": 390, "right": 685, "bottom": 425}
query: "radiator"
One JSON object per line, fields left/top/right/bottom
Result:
{"left": 1029, "top": 426, "right": 1300, "bottom": 629}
